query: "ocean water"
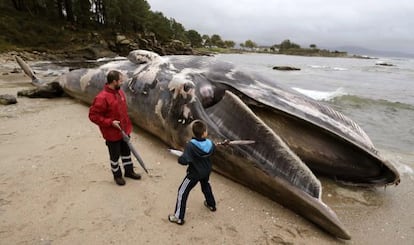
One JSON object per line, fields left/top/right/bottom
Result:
{"left": 215, "top": 53, "right": 414, "bottom": 174}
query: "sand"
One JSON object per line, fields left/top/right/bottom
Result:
{"left": 1, "top": 57, "right": 413, "bottom": 245}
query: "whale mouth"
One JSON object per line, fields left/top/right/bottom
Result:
{"left": 192, "top": 90, "right": 351, "bottom": 239}
{"left": 193, "top": 76, "right": 399, "bottom": 187}
{"left": 191, "top": 83, "right": 398, "bottom": 239}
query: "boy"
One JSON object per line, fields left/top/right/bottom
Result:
{"left": 168, "top": 120, "right": 217, "bottom": 225}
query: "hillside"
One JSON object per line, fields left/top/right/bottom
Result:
{"left": 0, "top": 6, "right": 196, "bottom": 60}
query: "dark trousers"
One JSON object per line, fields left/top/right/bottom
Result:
{"left": 174, "top": 175, "right": 216, "bottom": 220}
{"left": 106, "top": 139, "right": 132, "bottom": 177}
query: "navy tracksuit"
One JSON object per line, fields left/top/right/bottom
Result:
{"left": 173, "top": 137, "right": 216, "bottom": 220}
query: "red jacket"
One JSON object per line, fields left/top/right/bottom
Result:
{"left": 89, "top": 85, "right": 132, "bottom": 141}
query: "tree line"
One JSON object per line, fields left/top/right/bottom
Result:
{"left": 4, "top": 1, "right": 330, "bottom": 53}
{"left": 5, "top": 0, "right": 237, "bottom": 49}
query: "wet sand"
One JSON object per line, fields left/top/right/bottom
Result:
{"left": 0, "top": 57, "right": 413, "bottom": 244}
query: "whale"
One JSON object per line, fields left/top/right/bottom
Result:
{"left": 15, "top": 50, "right": 400, "bottom": 240}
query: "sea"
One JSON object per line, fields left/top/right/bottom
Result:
{"left": 215, "top": 53, "right": 414, "bottom": 176}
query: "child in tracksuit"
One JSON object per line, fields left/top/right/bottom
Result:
{"left": 168, "top": 120, "right": 216, "bottom": 225}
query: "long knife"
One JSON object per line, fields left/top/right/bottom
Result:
{"left": 216, "top": 140, "right": 256, "bottom": 145}
{"left": 116, "top": 125, "right": 149, "bottom": 174}
{"left": 168, "top": 140, "right": 255, "bottom": 157}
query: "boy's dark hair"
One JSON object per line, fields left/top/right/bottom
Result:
{"left": 192, "top": 120, "right": 207, "bottom": 138}
{"left": 106, "top": 70, "right": 121, "bottom": 84}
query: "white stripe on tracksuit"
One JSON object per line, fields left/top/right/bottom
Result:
{"left": 174, "top": 177, "right": 191, "bottom": 218}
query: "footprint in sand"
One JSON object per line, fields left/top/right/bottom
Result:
{"left": 215, "top": 223, "right": 238, "bottom": 237}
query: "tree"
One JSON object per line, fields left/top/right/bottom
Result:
{"left": 146, "top": 11, "right": 174, "bottom": 43}
{"left": 244, "top": 40, "right": 257, "bottom": 50}
{"left": 202, "top": 34, "right": 211, "bottom": 47}
{"left": 279, "top": 39, "right": 301, "bottom": 51}
{"left": 170, "top": 18, "right": 187, "bottom": 42}
{"left": 104, "top": 0, "right": 150, "bottom": 32}
{"left": 210, "top": 34, "right": 224, "bottom": 48}
{"left": 64, "top": 0, "right": 74, "bottom": 23}
{"left": 186, "top": 30, "right": 203, "bottom": 48}
{"left": 74, "top": 0, "right": 93, "bottom": 27}
{"left": 310, "top": 44, "right": 317, "bottom": 49}
{"left": 224, "top": 40, "right": 235, "bottom": 48}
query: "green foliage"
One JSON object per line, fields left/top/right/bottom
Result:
{"left": 224, "top": 40, "right": 235, "bottom": 48}
{"left": 202, "top": 35, "right": 211, "bottom": 47}
{"left": 186, "top": 30, "right": 203, "bottom": 48}
{"left": 1, "top": 2, "right": 343, "bottom": 57}
{"left": 146, "top": 11, "right": 174, "bottom": 43}
{"left": 104, "top": 0, "right": 150, "bottom": 32}
{"left": 279, "top": 39, "right": 301, "bottom": 51}
{"left": 244, "top": 40, "right": 257, "bottom": 49}
{"left": 170, "top": 19, "right": 187, "bottom": 42}
{"left": 210, "top": 34, "right": 225, "bottom": 48}
{"left": 0, "top": 6, "right": 72, "bottom": 51}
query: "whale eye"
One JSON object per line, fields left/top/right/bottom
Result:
{"left": 198, "top": 84, "right": 225, "bottom": 108}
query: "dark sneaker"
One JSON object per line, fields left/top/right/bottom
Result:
{"left": 124, "top": 171, "right": 141, "bottom": 180}
{"left": 114, "top": 177, "right": 126, "bottom": 186}
{"left": 168, "top": 214, "right": 184, "bottom": 225}
{"left": 204, "top": 201, "right": 216, "bottom": 212}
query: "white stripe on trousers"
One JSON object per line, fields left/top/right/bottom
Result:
{"left": 121, "top": 155, "right": 133, "bottom": 166}
{"left": 174, "top": 177, "right": 191, "bottom": 218}
{"left": 110, "top": 160, "right": 119, "bottom": 172}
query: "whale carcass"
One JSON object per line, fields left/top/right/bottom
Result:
{"left": 15, "top": 50, "right": 400, "bottom": 240}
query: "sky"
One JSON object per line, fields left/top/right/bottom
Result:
{"left": 146, "top": 0, "right": 414, "bottom": 54}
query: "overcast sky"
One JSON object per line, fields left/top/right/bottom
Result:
{"left": 147, "top": 0, "right": 414, "bottom": 54}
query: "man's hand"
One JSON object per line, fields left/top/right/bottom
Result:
{"left": 112, "top": 120, "right": 121, "bottom": 129}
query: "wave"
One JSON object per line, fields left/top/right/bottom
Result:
{"left": 292, "top": 87, "right": 347, "bottom": 101}
{"left": 327, "top": 94, "right": 414, "bottom": 111}
{"left": 292, "top": 87, "right": 414, "bottom": 110}
{"left": 308, "top": 65, "right": 348, "bottom": 71}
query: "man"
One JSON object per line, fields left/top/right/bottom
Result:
{"left": 89, "top": 70, "right": 141, "bottom": 185}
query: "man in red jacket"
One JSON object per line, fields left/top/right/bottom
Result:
{"left": 89, "top": 70, "right": 141, "bottom": 185}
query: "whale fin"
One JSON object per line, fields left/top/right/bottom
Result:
{"left": 127, "top": 50, "right": 161, "bottom": 64}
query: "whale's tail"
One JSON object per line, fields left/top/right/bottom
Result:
{"left": 15, "top": 56, "right": 64, "bottom": 98}
{"left": 15, "top": 56, "right": 43, "bottom": 86}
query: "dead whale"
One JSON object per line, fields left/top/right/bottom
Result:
{"left": 15, "top": 50, "right": 400, "bottom": 240}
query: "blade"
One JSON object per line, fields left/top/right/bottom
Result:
{"left": 217, "top": 140, "right": 256, "bottom": 145}
{"left": 228, "top": 140, "right": 256, "bottom": 145}
{"left": 168, "top": 149, "right": 183, "bottom": 157}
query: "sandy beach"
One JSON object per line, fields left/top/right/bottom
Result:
{"left": 1, "top": 56, "right": 413, "bottom": 245}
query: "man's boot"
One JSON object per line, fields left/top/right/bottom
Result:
{"left": 112, "top": 161, "right": 125, "bottom": 186}
{"left": 124, "top": 164, "right": 141, "bottom": 180}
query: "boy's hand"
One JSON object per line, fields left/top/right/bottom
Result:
{"left": 217, "top": 139, "right": 230, "bottom": 146}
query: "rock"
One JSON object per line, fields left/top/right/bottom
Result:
{"left": 0, "top": 94, "right": 17, "bottom": 105}
{"left": 10, "top": 68, "right": 21, "bottom": 73}
{"left": 375, "top": 61, "right": 394, "bottom": 66}
{"left": 273, "top": 66, "right": 301, "bottom": 71}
